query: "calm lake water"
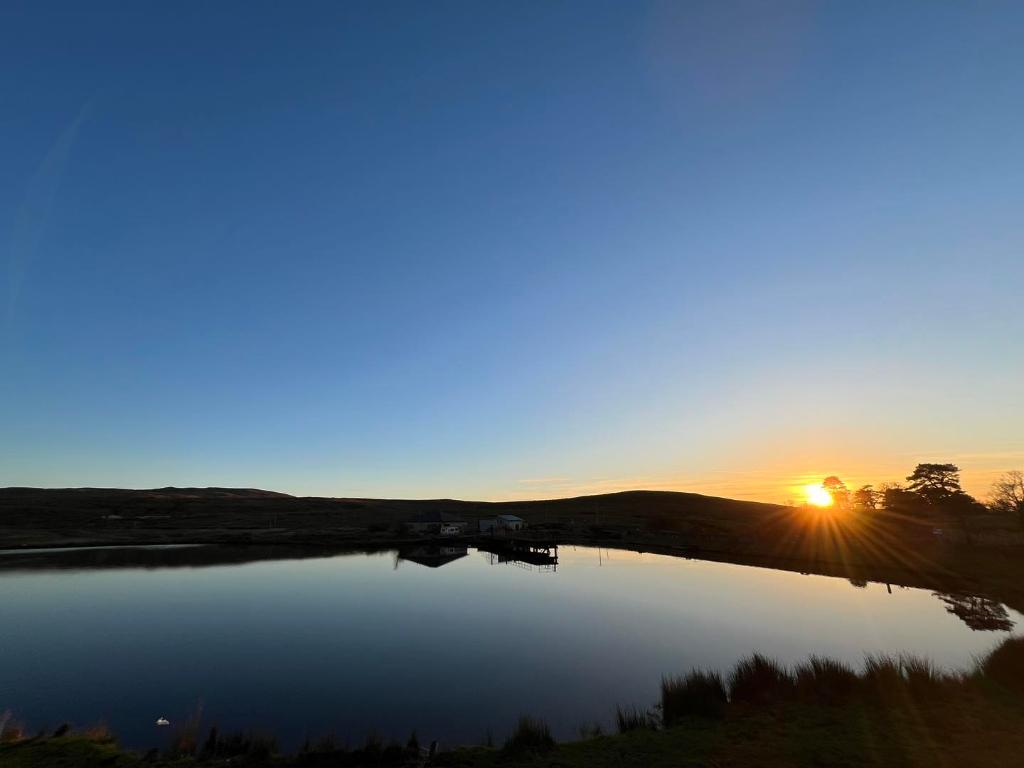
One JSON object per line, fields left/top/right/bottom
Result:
{"left": 1, "top": 544, "right": 1019, "bottom": 749}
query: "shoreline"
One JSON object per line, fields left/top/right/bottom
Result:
{"left": 4, "top": 485, "right": 1024, "bottom": 614}
{"left": 3, "top": 527, "right": 1021, "bottom": 609}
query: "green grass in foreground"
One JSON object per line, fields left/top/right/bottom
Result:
{"left": 4, "top": 638, "right": 1024, "bottom": 768}
{"left": 0, "top": 734, "right": 135, "bottom": 768}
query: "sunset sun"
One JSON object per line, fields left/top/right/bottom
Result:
{"left": 805, "top": 484, "right": 834, "bottom": 508}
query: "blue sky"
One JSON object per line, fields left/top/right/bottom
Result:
{"left": 2, "top": 1, "right": 1022, "bottom": 501}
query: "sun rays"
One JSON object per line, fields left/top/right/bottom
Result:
{"left": 805, "top": 484, "right": 835, "bottom": 508}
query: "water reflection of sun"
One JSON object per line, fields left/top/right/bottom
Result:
{"left": 804, "top": 484, "right": 834, "bottom": 507}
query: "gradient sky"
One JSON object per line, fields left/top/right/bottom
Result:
{"left": 2, "top": 1, "right": 1022, "bottom": 502}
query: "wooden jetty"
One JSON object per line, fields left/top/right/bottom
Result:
{"left": 473, "top": 538, "right": 559, "bottom": 570}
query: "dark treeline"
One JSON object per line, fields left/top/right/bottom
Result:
{"left": 811, "top": 463, "right": 1024, "bottom": 542}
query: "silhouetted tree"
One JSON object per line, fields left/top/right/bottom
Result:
{"left": 879, "top": 483, "right": 924, "bottom": 517}
{"left": 906, "top": 463, "right": 983, "bottom": 542}
{"left": 906, "top": 463, "right": 963, "bottom": 505}
{"left": 990, "top": 471, "right": 1024, "bottom": 530}
{"left": 853, "top": 485, "right": 878, "bottom": 511}
{"left": 822, "top": 476, "right": 850, "bottom": 507}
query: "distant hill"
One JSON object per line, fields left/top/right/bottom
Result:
{"left": 0, "top": 486, "right": 293, "bottom": 500}
{"left": 0, "top": 486, "right": 778, "bottom": 535}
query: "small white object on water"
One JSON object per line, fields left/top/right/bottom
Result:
{"left": 156, "top": 717, "right": 170, "bottom": 726}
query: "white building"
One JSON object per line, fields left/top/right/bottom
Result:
{"left": 408, "top": 511, "right": 467, "bottom": 536}
{"left": 479, "top": 514, "right": 527, "bottom": 534}
{"left": 496, "top": 514, "right": 525, "bottom": 532}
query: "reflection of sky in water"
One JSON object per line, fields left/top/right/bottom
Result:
{"left": 1, "top": 547, "right": 1018, "bottom": 749}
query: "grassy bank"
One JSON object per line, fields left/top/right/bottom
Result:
{"left": 4, "top": 638, "right": 1024, "bottom": 768}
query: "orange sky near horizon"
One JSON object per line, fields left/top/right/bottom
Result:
{"left": 496, "top": 448, "right": 1024, "bottom": 506}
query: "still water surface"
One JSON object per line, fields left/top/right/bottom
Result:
{"left": 1, "top": 545, "right": 1018, "bottom": 748}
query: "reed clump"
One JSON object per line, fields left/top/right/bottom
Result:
{"left": 661, "top": 670, "right": 728, "bottom": 723}
{"left": 794, "top": 656, "right": 859, "bottom": 705}
{"left": 861, "top": 653, "right": 904, "bottom": 701}
{"left": 502, "top": 715, "right": 555, "bottom": 755}
{"left": 294, "top": 731, "right": 420, "bottom": 767}
{"left": 614, "top": 705, "right": 654, "bottom": 733}
{"left": 196, "top": 728, "right": 278, "bottom": 761}
{"left": 728, "top": 653, "right": 795, "bottom": 706}
{"left": 647, "top": 637, "right": 1024, "bottom": 732}
{"left": 900, "top": 654, "right": 953, "bottom": 701}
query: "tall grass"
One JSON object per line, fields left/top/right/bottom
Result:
{"left": 299, "top": 732, "right": 341, "bottom": 755}
{"left": 198, "top": 728, "right": 278, "bottom": 760}
{"left": 0, "top": 713, "right": 23, "bottom": 745}
{"left": 166, "top": 702, "right": 204, "bottom": 757}
{"left": 652, "top": 640, "right": 1024, "bottom": 732}
{"left": 361, "top": 729, "right": 383, "bottom": 755}
{"left": 794, "top": 656, "right": 858, "bottom": 704}
{"left": 862, "top": 653, "right": 903, "bottom": 700}
{"left": 661, "top": 670, "right": 727, "bottom": 723}
{"left": 79, "top": 724, "right": 113, "bottom": 744}
{"left": 900, "top": 654, "right": 950, "bottom": 700}
{"left": 294, "top": 730, "right": 424, "bottom": 766}
{"left": 859, "top": 653, "right": 954, "bottom": 702}
{"left": 0, "top": 718, "right": 113, "bottom": 748}
{"left": 614, "top": 705, "right": 653, "bottom": 733}
{"left": 503, "top": 715, "right": 555, "bottom": 755}
{"left": 728, "top": 653, "right": 795, "bottom": 705}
